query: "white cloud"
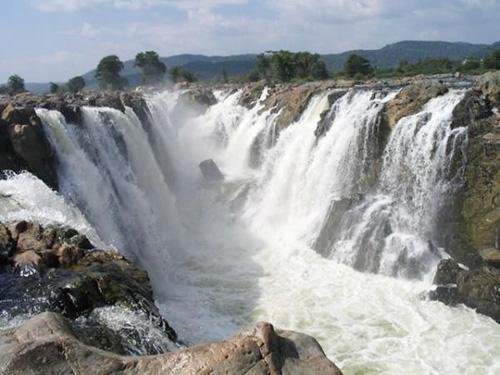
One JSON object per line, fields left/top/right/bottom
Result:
{"left": 31, "top": 0, "right": 246, "bottom": 12}
{"left": 80, "top": 23, "right": 100, "bottom": 37}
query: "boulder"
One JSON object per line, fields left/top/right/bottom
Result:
{"left": 199, "top": 159, "right": 224, "bottom": 182}
{"left": 382, "top": 81, "right": 448, "bottom": 129}
{"left": 430, "top": 259, "right": 500, "bottom": 323}
{"left": 0, "top": 313, "right": 342, "bottom": 375}
{"left": 475, "top": 71, "right": 500, "bottom": 108}
{"left": 0, "top": 221, "right": 177, "bottom": 342}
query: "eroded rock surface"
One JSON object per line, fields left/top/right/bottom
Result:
{"left": 0, "top": 313, "right": 342, "bottom": 375}
{"left": 381, "top": 80, "right": 449, "bottom": 129}
{"left": 0, "top": 221, "right": 176, "bottom": 342}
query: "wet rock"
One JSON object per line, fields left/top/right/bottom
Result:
{"left": 262, "top": 84, "right": 320, "bottom": 135}
{"left": 0, "top": 314, "right": 342, "bottom": 375}
{"left": 433, "top": 258, "right": 466, "bottom": 285}
{"left": 314, "top": 90, "right": 348, "bottom": 137}
{"left": 239, "top": 81, "right": 266, "bottom": 108}
{"left": 450, "top": 90, "right": 492, "bottom": 130}
{"left": 431, "top": 259, "right": 500, "bottom": 323}
{"left": 0, "top": 221, "right": 176, "bottom": 342}
{"left": 199, "top": 158, "right": 224, "bottom": 182}
{"left": 180, "top": 86, "right": 217, "bottom": 113}
{"left": 382, "top": 81, "right": 448, "bottom": 129}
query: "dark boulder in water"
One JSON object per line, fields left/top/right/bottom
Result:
{"left": 430, "top": 258, "right": 500, "bottom": 323}
{"left": 199, "top": 158, "right": 224, "bottom": 182}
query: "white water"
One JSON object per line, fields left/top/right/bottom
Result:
{"left": 3, "top": 87, "right": 495, "bottom": 374}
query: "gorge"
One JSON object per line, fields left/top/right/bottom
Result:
{"left": 0, "top": 73, "right": 499, "bottom": 374}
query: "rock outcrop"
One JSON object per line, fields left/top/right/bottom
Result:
{"left": 381, "top": 80, "right": 449, "bottom": 129}
{"left": 442, "top": 73, "right": 500, "bottom": 268}
{"left": 0, "top": 103, "right": 57, "bottom": 188}
{"left": 429, "top": 73, "right": 499, "bottom": 321}
{"left": 430, "top": 259, "right": 500, "bottom": 323}
{"left": 0, "top": 221, "right": 177, "bottom": 343}
{"left": 0, "top": 313, "right": 341, "bottom": 375}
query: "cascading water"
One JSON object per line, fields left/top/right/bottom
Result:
{"left": 3, "top": 85, "right": 496, "bottom": 373}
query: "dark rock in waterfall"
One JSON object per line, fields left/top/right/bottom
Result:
{"left": 0, "top": 314, "right": 342, "bottom": 375}
{"left": 433, "top": 258, "right": 465, "bottom": 285}
{"left": 450, "top": 90, "right": 492, "bottom": 130}
{"left": 314, "top": 90, "right": 347, "bottom": 138}
{"left": 239, "top": 81, "right": 266, "bottom": 108}
{"left": 431, "top": 258, "right": 500, "bottom": 323}
{"left": 179, "top": 86, "right": 217, "bottom": 113}
{"left": 0, "top": 221, "right": 177, "bottom": 343}
{"left": 199, "top": 159, "right": 224, "bottom": 182}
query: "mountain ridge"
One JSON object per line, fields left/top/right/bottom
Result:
{"left": 26, "top": 40, "right": 499, "bottom": 93}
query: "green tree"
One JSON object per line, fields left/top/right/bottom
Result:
{"left": 169, "top": 66, "right": 198, "bottom": 83}
{"left": 256, "top": 54, "right": 272, "bottom": 82}
{"left": 461, "top": 59, "right": 481, "bottom": 72}
{"left": 49, "top": 82, "right": 59, "bottom": 94}
{"left": 7, "top": 74, "right": 25, "bottom": 94}
{"left": 270, "top": 50, "right": 296, "bottom": 82}
{"left": 134, "top": 51, "right": 167, "bottom": 84}
{"left": 344, "top": 54, "right": 373, "bottom": 77}
{"left": 95, "top": 55, "right": 127, "bottom": 90}
{"left": 67, "top": 76, "right": 85, "bottom": 93}
{"left": 483, "top": 49, "right": 500, "bottom": 70}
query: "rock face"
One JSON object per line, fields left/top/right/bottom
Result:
{"left": 443, "top": 75, "right": 500, "bottom": 268}
{"left": 0, "top": 103, "right": 57, "bottom": 189}
{"left": 0, "top": 313, "right": 342, "bottom": 375}
{"left": 430, "top": 259, "right": 500, "bottom": 323}
{"left": 0, "top": 221, "right": 176, "bottom": 343}
{"left": 381, "top": 81, "right": 448, "bottom": 129}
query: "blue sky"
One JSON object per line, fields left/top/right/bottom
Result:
{"left": 1, "top": 0, "right": 499, "bottom": 82}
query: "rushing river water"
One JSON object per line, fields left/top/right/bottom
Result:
{"left": 1, "top": 86, "right": 498, "bottom": 374}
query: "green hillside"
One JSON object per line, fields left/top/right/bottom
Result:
{"left": 25, "top": 40, "right": 499, "bottom": 93}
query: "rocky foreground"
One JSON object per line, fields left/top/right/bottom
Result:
{"left": 0, "top": 221, "right": 341, "bottom": 374}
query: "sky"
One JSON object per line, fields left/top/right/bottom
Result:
{"left": 1, "top": 0, "right": 499, "bottom": 82}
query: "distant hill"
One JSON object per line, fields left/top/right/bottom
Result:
{"left": 322, "top": 40, "right": 500, "bottom": 71}
{"left": 26, "top": 40, "right": 499, "bottom": 93}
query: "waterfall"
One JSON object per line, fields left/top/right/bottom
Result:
{"left": 22, "top": 86, "right": 499, "bottom": 373}
{"left": 36, "top": 106, "right": 184, "bottom": 296}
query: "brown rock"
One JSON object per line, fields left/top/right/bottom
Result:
{"left": 56, "top": 243, "right": 84, "bottom": 267}
{"left": 13, "top": 250, "right": 42, "bottom": 269}
{"left": 382, "top": 81, "right": 448, "bottom": 129}
{"left": 479, "top": 248, "right": 500, "bottom": 267}
{"left": 0, "top": 313, "right": 342, "bottom": 375}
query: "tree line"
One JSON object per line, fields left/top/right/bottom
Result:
{"left": 0, "top": 51, "right": 199, "bottom": 95}
{"left": 1, "top": 48, "right": 499, "bottom": 94}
